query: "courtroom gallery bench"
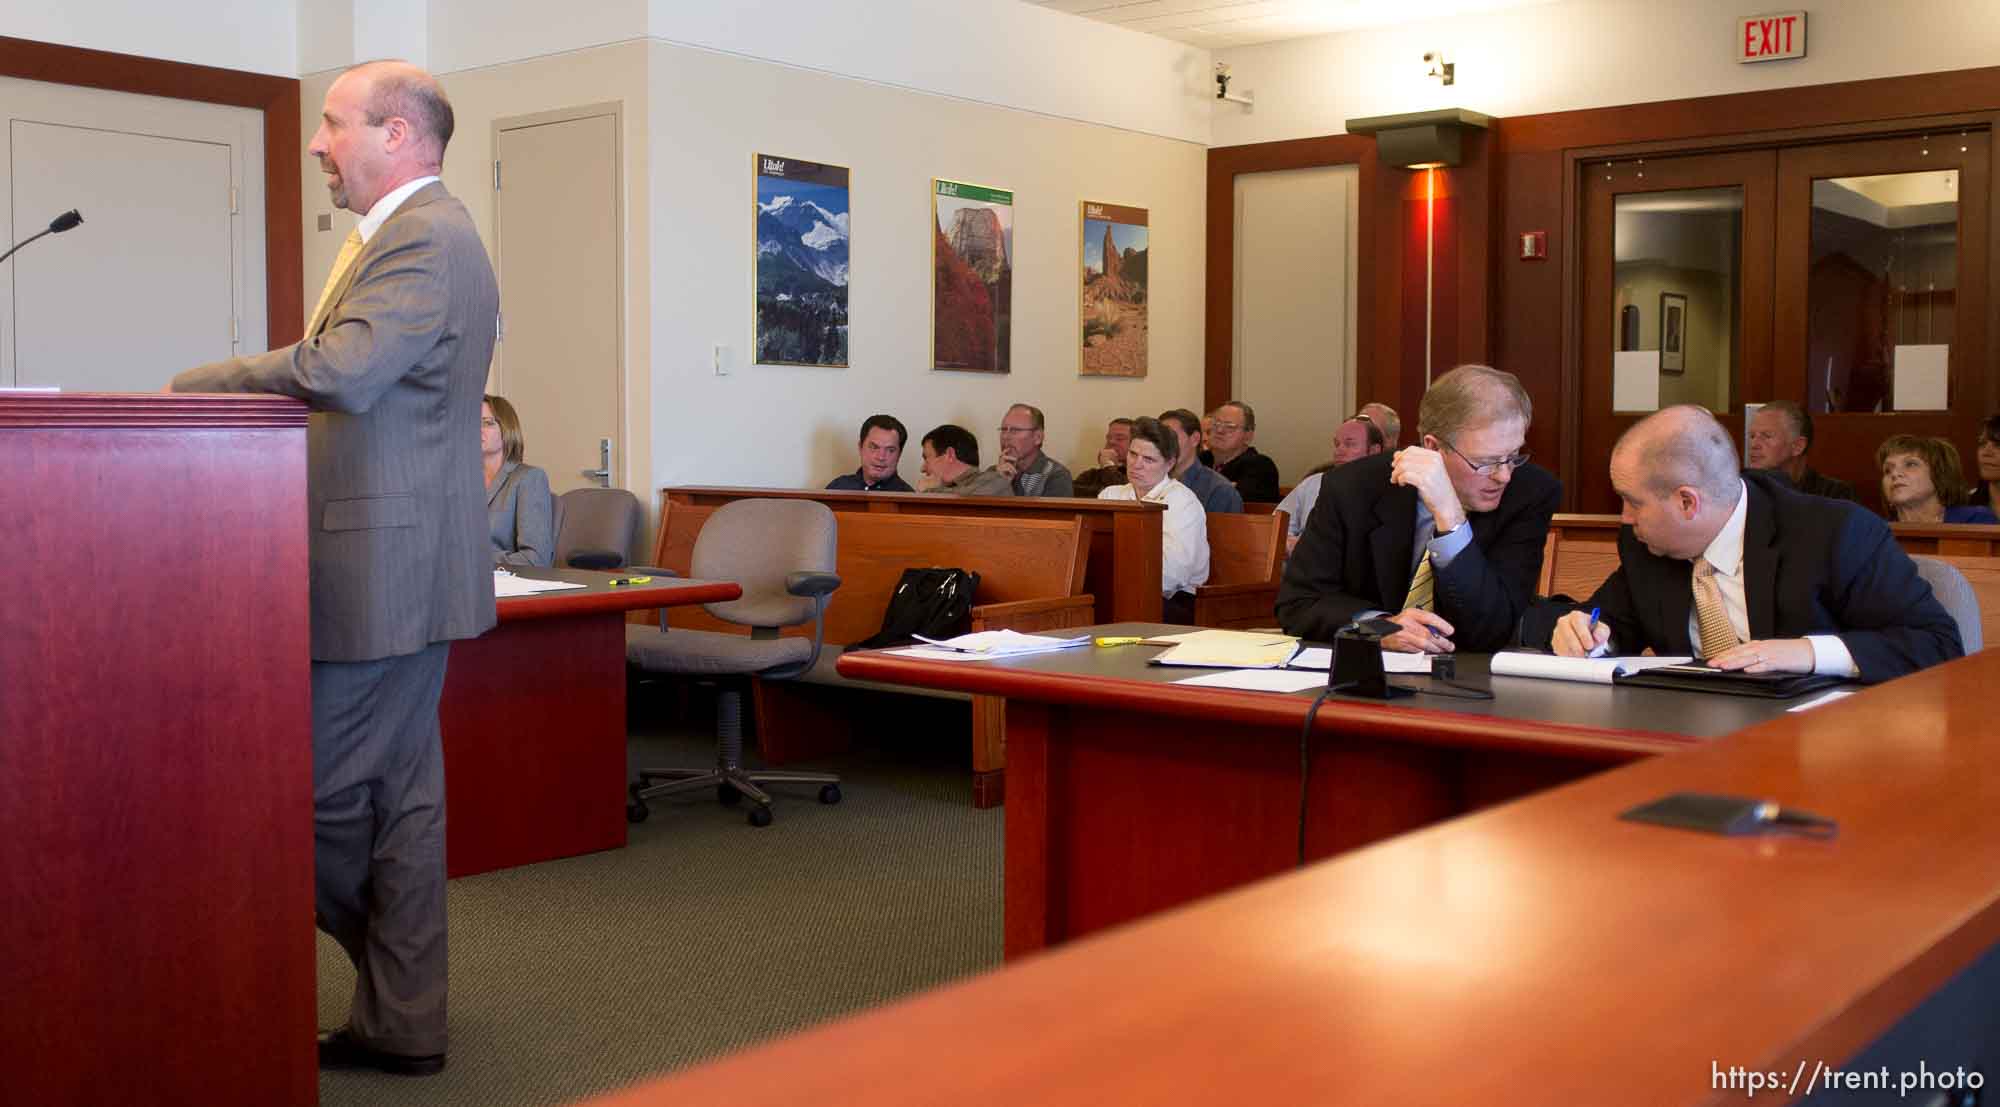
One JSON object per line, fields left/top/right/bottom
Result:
{"left": 662, "top": 486, "right": 1165, "bottom": 624}
{"left": 1191, "top": 509, "right": 1288, "bottom": 629}
{"left": 1540, "top": 515, "right": 2000, "bottom": 649}
{"left": 641, "top": 501, "right": 1094, "bottom": 807}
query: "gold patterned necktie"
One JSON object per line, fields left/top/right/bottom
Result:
{"left": 1402, "top": 550, "right": 1435, "bottom": 612}
{"left": 1692, "top": 559, "right": 1740, "bottom": 659}
{"left": 307, "top": 229, "right": 365, "bottom": 336}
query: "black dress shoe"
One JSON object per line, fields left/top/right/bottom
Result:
{"left": 317, "top": 1028, "right": 447, "bottom": 1076}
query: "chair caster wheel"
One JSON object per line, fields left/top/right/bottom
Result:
{"left": 747, "top": 805, "right": 773, "bottom": 828}
{"left": 626, "top": 801, "right": 650, "bottom": 824}
{"left": 717, "top": 783, "right": 742, "bottom": 806}
{"left": 818, "top": 784, "right": 842, "bottom": 805}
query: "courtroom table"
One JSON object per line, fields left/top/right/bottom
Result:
{"left": 840, "top": 625, "right": 1806, "bottom": 958}
{"left": 585, "top": 650, "right": 2000, "bottom": 1107}
{"left": 662, "top": 486, "right": 1167, "bottom": 624}
{"left": 440, "top": 568, "right": 738, "bottom": 878}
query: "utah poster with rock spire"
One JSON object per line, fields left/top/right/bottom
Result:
{"left": 931, "top": 179, "right": 1013, "bottom": 373}
{"left": 1079, "top": 201, "right": 1148, "bottom": 377}
{"left": 754, "top": 154, "right": 850, "bottom": 367}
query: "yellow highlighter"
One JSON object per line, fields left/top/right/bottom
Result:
{"left": 1094, "top": 636, "right": 1144, "bottom": 647}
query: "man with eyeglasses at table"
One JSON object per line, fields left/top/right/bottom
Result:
{"left": 991, "top": 403, "right": 1073, "bottom": 497}
{"left": 1277, "top": 364, "right": 1561, "bottom": 654}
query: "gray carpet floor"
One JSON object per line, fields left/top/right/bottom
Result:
{"left": 317, "top": 711, "right": 1003, "bottom": 1106}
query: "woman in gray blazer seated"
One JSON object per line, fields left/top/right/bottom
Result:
{"left": 482, "top": 394, "right": 555, "bottom": 566}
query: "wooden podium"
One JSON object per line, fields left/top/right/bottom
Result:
{"left": 0, "top": 394, "right": 316, "bottom": 1106}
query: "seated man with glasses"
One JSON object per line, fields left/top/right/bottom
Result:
{"left": 1277, "top": 364, "right": 1560, "bottom": 653}
{"left": 992, "top": 403, "right": 1073, "bottom": 497}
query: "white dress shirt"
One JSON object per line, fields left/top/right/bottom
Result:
{"left": 357, "top": 175, "right": 440, "bottom": 244}
{"left": 1688, "top": 482, "right": 1857, "bottom": 676}
{"left": 1100, "top": 478, "right": 1211, "bottom": 597}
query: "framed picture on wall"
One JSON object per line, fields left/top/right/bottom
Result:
{"left": 932, "top": 179, "right": 1013, "bottom": 373}
{"left": 1079, "top": 200, "right": 1148, "bottom": 377}
{"left": 754, "top": 153, "right": 850, "bottom": 368}
{"left": 1659, "top": 291, "right": 1688, "bottom": 374}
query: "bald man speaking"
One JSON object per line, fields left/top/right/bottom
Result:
{"left": 172, "top": 60, "right": 496, "bottom": 1074}
{"left": 1524, "top": 406, "right": 1961, "bottom": 683}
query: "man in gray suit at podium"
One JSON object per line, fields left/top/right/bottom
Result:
{"left": 172, "top": 60, "right": 496, "bottom": 1076}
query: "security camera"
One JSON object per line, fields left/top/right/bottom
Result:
{"left": 1215, "top": 62, "right": 1231, "bottom": 99}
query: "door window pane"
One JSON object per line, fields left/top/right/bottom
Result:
{"left": 1807, "top": 171, "right": 1958, "bottom": 412}
{"left": 1612, "top": 187, "right": 1743, "bottom": 412}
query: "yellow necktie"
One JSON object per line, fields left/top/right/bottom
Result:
{"left": 1402, "top": 550, "right": 1435, "bottom": 613}
{"left": 1692, "top": 559, "right": 1739, "bottom": 659}
{"left": 307, "top": 229, "right": 364, "bottom": 336}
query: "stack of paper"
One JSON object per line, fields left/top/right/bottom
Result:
{"left": 911, "top": 630, "right": 1091, "bottom": 656}
{"left": 1489, "top": 652, "right": 1691, "bottom": 685}
{"left": 493, "top": 570, "right": 587, "bottom": 597}
{"left": 1148, "top": 629, "right": 1299, "bottom": 669}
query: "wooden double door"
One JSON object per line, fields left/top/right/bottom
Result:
{"left": 1575, "top": 130, "right": 1991, "bottom": 511}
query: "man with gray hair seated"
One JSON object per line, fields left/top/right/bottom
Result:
{"left": 1524, "top": 405, "right": 1960, "bottom": 683}
{"left": 1359, "top": 401, "right": 1402, "bottom": 449}
{"left": 992, "top": 403, "right": 1073, "bottom": 497}
{"left": 1277, "top": 364, "right": 1560, "bottom": 653}
{"left": 1744, "top": 399, "right": 1857, "bottom": 502}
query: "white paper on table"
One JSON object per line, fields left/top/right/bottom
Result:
{"left": 1287, "top": 647, "right": 1431, "bottom": 674}
{"left": 1787, "top": 690, "right": 1856, "bottom": 713}
{"left": 1489, "top": 652, "right": 1693, "bottom": 685}
{"left": 885, "top": 646, "right": 1004, "bottom": 662}
{"left": 493, "top": 571, "right": 587, "bottom": 596}
{"left": 1892, "top": 344, "right": 1949, "bottom": 411}
{"left": 1613, "top": 350, "right": 1661, "bottom": 412}
{"left": 1173, "top": 668, "right": 1329, "bottom": 693}
{"left": 912, "top": 630, "right": 1091, "bottom": 655}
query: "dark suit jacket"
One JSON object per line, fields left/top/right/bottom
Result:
{"left": 1520, "top": 471, "right": 1962, "bottom": 683}
{"left": 174, "top": 182, "right": 499, "bottom": 661}
{"left": 1276, "top": 451, "right": 1561, "bottom": 649}
{"left": 488, "top": 460, "right": 554, "bottom": 567}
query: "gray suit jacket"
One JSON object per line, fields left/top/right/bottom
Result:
{"left": 487, "top": 460, "right": 554, "bottom": 567}
{"left": 174, "top": 182, "right": 499, "bottom": 662}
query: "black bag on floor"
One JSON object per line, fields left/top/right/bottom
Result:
{"left": 845, "top": 568, "right": 980, "bottom": 651}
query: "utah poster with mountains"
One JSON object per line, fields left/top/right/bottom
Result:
{"left": 1080, "top": 201, "right": 1148, "bottom": 377}
{"left": 931, "top": 179, "right": 1013, "bottom": 373}
{"left": 755, "top": 154, "right": 850, "bottom": 367}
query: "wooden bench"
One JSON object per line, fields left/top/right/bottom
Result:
{"left": 664, "top": 487, "right": 1164, "bottom": 625}
{"left": 643, "top": 503, "right": 1094, "bottom": 807}
{"left": 1191, "top": 510, "right": 1288, "bottom": 629}
{"left": 1540, "top": 515, "right": 2000, "bottom": 650}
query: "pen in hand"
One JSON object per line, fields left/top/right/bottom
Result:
{"left": 1584, "top": 606, "right": 1609, "bottom": 658}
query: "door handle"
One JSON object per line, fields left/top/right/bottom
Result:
{"left": 580, "top": 437, "right": 613, "bottom": 488}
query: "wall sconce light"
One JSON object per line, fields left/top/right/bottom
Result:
{"left": 1214, "top": 61, "right": 1253, "bottom": 107}
{"left": 1345, "top": 108, "right": 1491, "bottom": 169}
{"left": 1424, "top": 50, "right": 1454, "bottom": 86}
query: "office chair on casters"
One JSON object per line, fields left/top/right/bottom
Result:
{"left": 624, "top": 499, "right": 842, "bottom": 827}
{"left": 1909, "top": 555, "right": 1984, "bottom": 653}
{"left": 554, "top": 487, "right": 644, "bottom": 570}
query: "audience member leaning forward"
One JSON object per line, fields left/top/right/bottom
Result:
{"left": 1276, "top": 365, "right": 1560, "bottom": 653}
{"left": 917, "top": 424, "right": 1013, "bottom": 496}
{"left": 1523, "top": 405, "right": 1962, "bottom": 684}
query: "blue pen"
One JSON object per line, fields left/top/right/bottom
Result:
{"left": 1585, "top": 606, "right": 1607, "bottom": 657}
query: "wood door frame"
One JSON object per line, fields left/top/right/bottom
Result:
{"left": 1560, "top": 110, "right": 2000, "bottom": 504}
{"left": 0, "top": 36, "right": 301, "bottom": 346}
{"left": 491, "top": 101, "right": 628, "bottom": 489}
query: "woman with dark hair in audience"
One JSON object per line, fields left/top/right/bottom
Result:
{"left": 1877, "top": 433, "right": 1999, "bottom": 525}
{"left": 483, "top": 394, "right": 555, "bottom": 566}
{"left": 1971, "top": 415, "right": 2000, "bottom": 509}
{"left": 1099, "top": 416, "right": 1211, "bottom": 623}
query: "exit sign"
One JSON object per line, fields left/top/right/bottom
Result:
{"left": 1738, "top": 11, "right": 1806, "bottom": 62}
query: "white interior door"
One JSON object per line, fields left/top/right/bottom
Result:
{"left": 493, "top": 109, "right": 622, "bottom": 494}
{"left": 1232, "top": 165, "right": 1359, "bottom": 482}
{"left": 0, "top": 77, "right": 263, "bottom": 391}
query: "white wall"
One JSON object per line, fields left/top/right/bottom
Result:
{"left": 1212, "top": 0, "right": 2000, "bottom": 146}
{"left": 9, "top": 0, "right": 297, "bottom": 76}
{"left": 645, "top": 38, "right": 1208, "bottom": 490}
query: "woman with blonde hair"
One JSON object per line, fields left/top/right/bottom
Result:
{"left": 1877, "top": 434, "right": 1998, "bottom": 525}
{"left": 482, "top": 394, "right": 555, "bottom": 565}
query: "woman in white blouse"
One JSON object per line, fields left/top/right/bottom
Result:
{"left": 1098, "top": 416, "right": 1211, "bottom": 623}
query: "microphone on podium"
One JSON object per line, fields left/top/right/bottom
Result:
{"left": 0, "top": 209, "right": 84, "bottom": 266}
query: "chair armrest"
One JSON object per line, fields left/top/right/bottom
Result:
{"left": 787, "top": 571, "right": 842, "bottom": 597}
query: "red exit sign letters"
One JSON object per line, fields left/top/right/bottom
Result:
{"left": 1738, "top": 11, "right": 1806, "bottom": 62}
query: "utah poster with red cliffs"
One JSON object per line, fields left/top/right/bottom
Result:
{"left": 1080, "top": 200, "right": 1148, "bottom": 377}
{"left": 932, "top": 179, "right": 1014, "bottom": 373}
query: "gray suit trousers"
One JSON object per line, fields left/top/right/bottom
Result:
{"left": 312, "top": 643, "right": 451, "bottom": 1055}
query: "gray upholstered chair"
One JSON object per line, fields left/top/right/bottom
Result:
{"left": 554, "top": 487, "right": 644, "bottom": 570}
{"left": 624, "top": 499, "right": 842, "bottom": 827}
{"left": 1910, "top": 555, "right": 1983, "bottom": 653}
